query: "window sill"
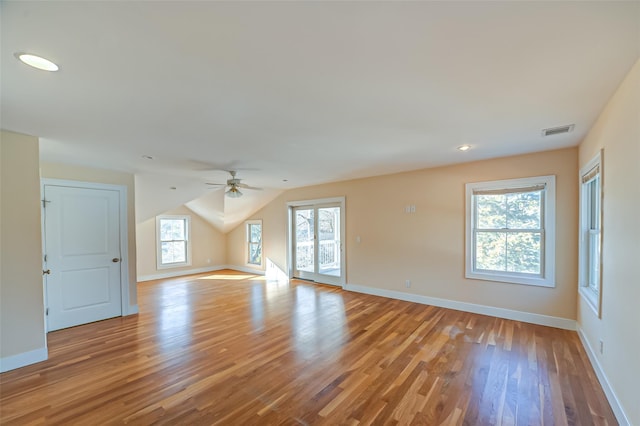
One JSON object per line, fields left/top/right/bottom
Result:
{"left": 245, "top": 263, "right": 264, "bottom": 269}
{"left": 579, "top": 287, "right": 601, "bottom": 317}
{"left": 157, "top": 262, "right": 191, "bottom": 270}
{"left": 466, "top": 270, "right": 555, "bottom": 288}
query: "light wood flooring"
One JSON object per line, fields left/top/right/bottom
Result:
{"left": 0, "top": 270, "right": 616, "bottom": 425}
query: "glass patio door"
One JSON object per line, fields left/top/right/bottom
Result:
{"left": 292, "top": 203, "right": 342, "bottom": 286}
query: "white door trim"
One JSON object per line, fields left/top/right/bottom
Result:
{"left": 41, "top": 179, "right": 131, "bottom": 331}
{"left": 286, "top": 196, "right": 346, "bottom": 287}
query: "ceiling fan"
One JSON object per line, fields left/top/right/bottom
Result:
{"left": 205, "top": 171, "right": 263, "bottom": 198}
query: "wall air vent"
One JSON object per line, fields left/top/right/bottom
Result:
{"left": 542, "top": 124, "right": 574, "bottom": 137}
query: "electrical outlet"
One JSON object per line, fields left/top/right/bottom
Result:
{"left": 410, "top": 205, "right": 416, "bottom": 213}
{"left": 405, "top": 280, "right": 411, "bottom": 288}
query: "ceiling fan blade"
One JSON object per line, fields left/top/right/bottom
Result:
{"left": 205, "top": 182, "right": 226, "bottom": 186}
{"left": 236, "top": 183, "right": 263, "bottom": 191}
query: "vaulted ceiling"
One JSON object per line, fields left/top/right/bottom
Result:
{"left": 2, "top": 1, "right": 638, "bottom": 231}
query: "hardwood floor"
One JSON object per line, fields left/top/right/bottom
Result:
{"left": 0, "top": 270, "right": 616, "bottom": 425}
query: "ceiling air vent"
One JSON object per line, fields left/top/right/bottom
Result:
{"left": 542, "top": 124, "right": 574, "bottom": 137}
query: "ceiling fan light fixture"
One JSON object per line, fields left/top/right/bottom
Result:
{"left": 226, "top": 186, "right": 243, "bottom": 198}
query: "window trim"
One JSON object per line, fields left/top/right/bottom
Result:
{"left": 156, "top": 214, "right": 191, "bottom": 269}
{"left": 465, "top": 175, "right": 556, "bottom": 287}
{"left": 579, "top": 151, "right": 603, "bottom": 317}
{"left": 245, "top": 219, "right": 263, "bottom": 268}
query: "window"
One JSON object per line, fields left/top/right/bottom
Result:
{"left": 579, "top": 151, "right": 602, "bottom": 315}
{"left": 156, "top": 215, "right": 191, "bottom": 269}
{"left": 465, "top": 175, "right": 556, "bottom": 287}
{"left": 246, "top": 220, "right": 262, "bottom": 266}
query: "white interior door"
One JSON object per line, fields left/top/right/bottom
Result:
{"left": 292, "top": 202, "right": 343, "bottom": 286}
{"left": 43, "top": 184, "right": 122, "bottom": 331}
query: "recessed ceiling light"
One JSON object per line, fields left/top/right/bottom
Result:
{"left": 142, "top": 155, "right": 154, "bottom": 160}
{"left": 457, "top": 144, "right": 472, "bottom": 151}
{"left": 14, "top": 52, "right": 59, "bottom": 72}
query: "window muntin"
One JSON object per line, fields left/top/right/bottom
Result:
{"left": 579, "top": 152, "right": 602, "bottom": 315}
{"left": 156, "top": 215, "right": 191, "bottom": 268}
{"left": 466, "top": 176, "right": 555, "bottom": 287}
{"left": 246, "top": 220, "right": 262, "bottom": 266}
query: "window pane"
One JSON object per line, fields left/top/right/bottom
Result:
{"left": 250, "top": 224, "right": 261, "bottom": 243}
{"left": 171, "top": 220, "right": 185, "bottom": 240}
{"left": 160, "top": 219, "right": 185, "bottom": 241}
{"left": 161, "top": 241, "right": 186, "bottom": 264}
{"left": 295, "top": 209, "right": 314, "bottom": 272}
{"left": 318, "top": 207, "right": 341, "bottom": 277}
{"left": 249, "top": 242, "right": 262, "bottom": 265}
{"left": 247, "top": 222, "right": 262, "bottom": 265}
{"left": 476, "top": 195, "right": 506, "bottom": 229}
{"left": 506, "top": 191, "right": 541, "bottom": 229}
{"left": 160, "top": 220, "right": 173, "bottom": 241}
{"left": 296, "top": 210, "right": 314, "bottom": 240}
{"left": 506, "top": 232, "right": 541, "bottom": 274}
{"left": 475, "top": 232, "right": 506, "bottom": 271}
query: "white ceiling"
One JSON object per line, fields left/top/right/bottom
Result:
{"left": 2, "top": 1, "right": 638, "bottom": 231}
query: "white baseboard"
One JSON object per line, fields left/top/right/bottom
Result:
{"left": 137, "top": 265, "right": 267, "bottom": 283}
{"left": 137, "top": 265, "right": 227, "bottom": 282}
{"left": 577, "top": 325, "right": 630, "bottom": 426}
{"left": 0, "top": 346, "right": 48, "bottom": 373}
{"left": 345, "top": 283, "right": 576, "bottom": 330}
{"left": 226, "top": 265, "right": 266, "bottom": 275}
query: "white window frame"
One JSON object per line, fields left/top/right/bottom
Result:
{"left": 465, "top": 175, "right": 556, "bottom": 287}
{"left": 156, "top": 215, "right": 191, "bottom": 269}
{"left": 579, "top": 151, "right": 603, "bottom": 317}
{"left": 246, "top": 219, "right": 263, "bottom": 267}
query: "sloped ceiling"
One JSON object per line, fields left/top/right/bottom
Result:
{"left": 135, "top": 172, "right": 283, "bottom": 232}
{"left": 185, "top": 188, "right": 283, "bottom": 234}
{"left": 2, "top": 1, "right": 638, "bottom": 230}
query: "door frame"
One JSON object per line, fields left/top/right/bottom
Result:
{"left": 286, "top": 196, "right": 346, "bottom": 287}
{"left": 40, "top": 179, "right": 131, "bottom": 332}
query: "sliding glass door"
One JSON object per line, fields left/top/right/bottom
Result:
{"left": 294, "top": 208, "right": 315, "bottom": 275}
{"left": 292, "top": 201, "right": 343, "bottom": 286}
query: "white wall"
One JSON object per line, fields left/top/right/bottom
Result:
{"left": 577, "top": 58, "right": 639, "bottom": 425}
{"left": 0, "top": 130, "right": 47, "bottom": 371}
{"left": 228, "top": 147, "right": 579, "bottom": 323}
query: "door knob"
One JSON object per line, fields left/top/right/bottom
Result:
{"left": 43, "top": 269, "right": 51, "bottom": 275}
{"left": 112, "top": 258, "right": 120, "bottom": 263}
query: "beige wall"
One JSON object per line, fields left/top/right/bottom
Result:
{"left": 40, "top": 162, "right": 138, "bottom": 308}
{"left": 136, "top": 205, "right": 227, "bottom": 279}
{"left": 0, "top": 131, "right": 47, "bottom": 362}
{"left": 577, "top": 59, "right": 639, "bottom": 425}
{"left": 228, "top": 147, "right": 578, "bottom": 320}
